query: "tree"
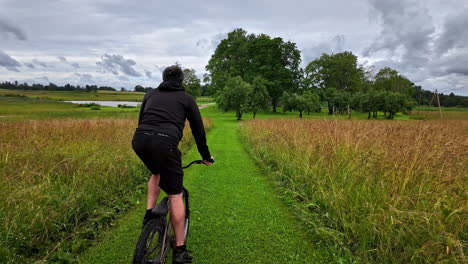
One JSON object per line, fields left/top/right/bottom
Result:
{"left": 134, "top": 85, "right": 145, "bottom": 92}
{"left": 281, "top": 90, "right": 321, "bottom": 118}
{"left": 215, "top": 76, "right": 252, "bottom": 120}
{"left": 374, "top": 67, "right": 415, "bottom": 96}
{"left": 382, "top": 92, "right": 406, "bottom": 119}
{"left": 302, "top": 90, "right": 322, "bottom": 114}
{"left": 206, "top": 29, "right": 249, "bottom": 95}
{"left": 201, "top": 73, "right": 214, "bottom": 96}
{"left": 352, "top": 91, "right": 381, "bottom": 119}
{"left": 246, "top": 77, "right": 270, "bottom": 118}
{"left": 304, "top": 51, "right": 365, "bottom": 115}
{"left": 245, "top": 34, "right": 302, "bottom": 112}
{"left": 183, "top": 68, "right": 202, "bottom": 99}
{"left": 206, "top": 28, "right": 302, "bottom": 112}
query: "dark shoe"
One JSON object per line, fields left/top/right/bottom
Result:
{"left": 172, "top": 245, "right": 193, "bottom": 264}
{"left": 142, "top": 209, "right": 153, "bottom": 228}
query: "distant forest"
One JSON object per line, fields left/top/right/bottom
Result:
{"left": 0, "top": 81, "right": 117, "bottom": 92}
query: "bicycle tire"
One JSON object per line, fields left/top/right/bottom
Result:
{"left": 133, "top": 217, "right": 166, "bottom": 264}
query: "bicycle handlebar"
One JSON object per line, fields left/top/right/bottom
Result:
{"left": 182, "top": 158, "right": 215, "bottom": 169}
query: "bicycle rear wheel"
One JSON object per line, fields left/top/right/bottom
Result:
{"left": 133, "top": 217, "right": 168, "bottom": 264}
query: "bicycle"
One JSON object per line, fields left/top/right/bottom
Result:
{"left": 133, "top": 160, "right": 212, "bottom": 264}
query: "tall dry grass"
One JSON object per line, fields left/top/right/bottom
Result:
{"left": 0, "top": 118, "right": 211, "bottom": 262}
{"left": 241, "top": 119, "right": 467, "bottom": 263}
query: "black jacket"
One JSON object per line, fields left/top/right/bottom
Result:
{"left": 135, "top": 81, "right": 211, "bottom": 160}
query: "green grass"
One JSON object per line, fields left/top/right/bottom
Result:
{"left": 0, "top": 97, "right": 139, "bottom": 120}
{"left": 79, "top": 106, "right": 347, "bottom": 263}
{"left": 414, "top": 105, "right": 468, "bottom": 111}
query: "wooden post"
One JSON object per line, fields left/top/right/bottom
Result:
{"left": 436, "top": 89, "right": 442, "bottom": 119}
{"left": 347, "top": 104, "right": 351, "bottom": 120}
{"left": 417, "top": 91, "right": 422, "bottom": 114}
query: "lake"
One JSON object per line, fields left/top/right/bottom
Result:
{"left": 64, "top": 101, "right": 140, "bottom": 107}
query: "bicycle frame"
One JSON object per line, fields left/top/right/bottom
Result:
{"left": 155, "top": 187, "right": 190, "bottom": 264}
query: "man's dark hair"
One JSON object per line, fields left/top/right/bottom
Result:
{"left": 163, "top": 65, "right": 184, "bottom": 83}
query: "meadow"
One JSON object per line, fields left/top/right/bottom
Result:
{"left": 0, "top": 98, "right": 212, "bottom": 262}
{"left": 2, "top": 93, "right": 467, "bottom": 263}
{"left": 0, "top": 97, "right": 140, "bottom": 121}
{"left": 240, "top": 119, "right": 467, "bottom": 263}
{"left": 0, "top": 89, "right": 215, "bottom": 104}
{"left": 0, "top": 89, "right": 146, "bottom": 101}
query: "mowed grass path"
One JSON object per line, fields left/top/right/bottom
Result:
{"left": 80, "top": 107, "right": 336, "bottom": 263}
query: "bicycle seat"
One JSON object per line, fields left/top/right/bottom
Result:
{"left": 151, "top": 197, "right": 169, "bottom": 216}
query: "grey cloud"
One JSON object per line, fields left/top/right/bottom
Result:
{"left": 24, "top": 62, "right": 35, "bottom": 69}
{"left": 0, "top": 18, "right": 26, "bottom": 40}
{"left": 154, "top": 65, "right": 166, "bottom": 72}
{"left": 431, "top": 51, "right": 468, "bottom": 76}
{"left": 0, "top": 0, "right": 466, "bottom": 95}
{"left": 75, "top": 73, "right": 93, "bottom": 83}
{"left": 96, "top": 54, "right": 141, "bottom": 77}
{"left": 39, "top": 76, "right": 50, "bottom": 83}
{"left": 145, "top": 70, "right": 152, "bottom": 79}
{"left": 118, "top": 75, "right": 129, "bottom": 81}
{"left": 365, "top": 0, "right": 435, "bottom": 67}
{"left": 196, "top": 39, "right": 209, "bottom": 49}
{"left": 196, "top": 33, "right": 227, "bottom": 51}
{"left": 435, "top": 8, "right": 468, "bottom": 55}
{"left": 32, "top": 59, "right": 50, "bottom": 68}
{"left": 58, "top": 56, "right": 80, "bottom": 68}
{"left": 361, "top": 0, "right": 468, "bottom": 95}
{"left": 0, "top": 50, "right": 21, "bottom": 72}
{"left": 303, "top": 34, "right": 345, "bottom": 63}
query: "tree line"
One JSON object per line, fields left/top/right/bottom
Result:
{"left": 204, "top": 28, "right": 468, "bottom": 119}
{"left": 0, "top": 81, "right": 117, "bottom": 92}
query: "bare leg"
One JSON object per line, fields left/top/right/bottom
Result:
{"left": 168, "top": 194, "right": 185, "bottom": 246}
{"left": 147, "top": 174, "right": 161, "bottom": 210}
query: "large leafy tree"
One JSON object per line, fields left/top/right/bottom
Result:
{"left": 373, "top": 67, "right": 415, "bottom": 96}
{"left": 206, "top": 28, "right": 302, "bottom": 112}
{"left": 206, "top": 29, "right": 249, "bottom": 94}
{"left": 304, "top": 51, "right": 365, "bottom": 115}
{"left": 216, "top": 76, "right": 252, "bottom": 120}
{"left": 183, "top": 68, "right": 202, "bottom": 99}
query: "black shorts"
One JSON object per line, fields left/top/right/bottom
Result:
{"left": 132, "top": 132, "right": 184, "bottom": 195}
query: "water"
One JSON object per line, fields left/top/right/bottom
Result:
{"left": 64, "top": 100, "right": 140, "bottom": 107}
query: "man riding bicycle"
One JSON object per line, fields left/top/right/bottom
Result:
{"left": 132, "top": 65, "right": 213, "bottom": 264}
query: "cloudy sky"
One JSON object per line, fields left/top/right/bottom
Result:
{"left": 0, "top": 0, "right": 467, "bottom": 95}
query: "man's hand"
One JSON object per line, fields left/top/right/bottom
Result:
{"left": 203, "top": 156, "right": 215, "bottom": 165}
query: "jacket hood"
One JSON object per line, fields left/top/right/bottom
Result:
{"left": 157, "top": 81, "right": 185, "bottom": 91}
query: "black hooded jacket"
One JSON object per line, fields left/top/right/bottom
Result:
{"left": 135, "top": 81, "right": 211, "bottom": 160}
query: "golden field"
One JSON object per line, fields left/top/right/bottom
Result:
{"left": 241, "top": 119, "right": 467, "bottom": 263}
